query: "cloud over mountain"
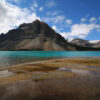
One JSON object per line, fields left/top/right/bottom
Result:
{"left": 0, "top": 0, "right": 40, "bottom": 33}
{"left": 0, "top": 0, "right": 100, "bottom": 41}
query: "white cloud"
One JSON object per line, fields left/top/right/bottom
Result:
{"left": 60, "top": 23, "right": 100, "bottom": 40}
{"left": 66, "top": 19, "right": 72, "bottom": 24}
{"left": 43, "top": 15, "right": 65, "bottom": 24}
{"left": 60, "top": 32, "right": 72, "bottom": 40}
{"left": 90, "top": 17, "right": 96, "bottom": 22}
{"left": 70, "top": 24, "right": 95, "bottom": 36}
{"left": 30, "top": 6, "right": 36, "bottom": 11}
{"left": 60, "top": 23, "right": 96, "bottom": 40}
{"left": 81, "top": 18, "right": 87, "bottom": 22}
{"left": 52, "top": 25, "right": 58, "bottom": 31}
{"left": 98, "top": 17, "right": 100, "bottom": 20}
{"left": 0, "top": 0, "right": 40, "bottom": 34}
{"left": 95, "top": 25, "right": 100, "bottom": 28}
{"left": 30, "top": 1, "right": 38, "bottom": 11}
{"left": 33, "top": 2, "right": 38, "bottom": 8}
{"left": 54, "top": 16, "right": 65, "bottom": 24}
{"left": 45, "top": 0, "right": 56, "bottom": 8}
{"left": 39, "top": 6, "right": 44, "bottom": 12}
{"left": 89, "top": 40, "right": 100, "bottom": 43}
{"left": 8, "top": 0, "right": 21, "bottom": 4}
{"left": 95, "top": 25, "right": 100, "bottom": 32}
{"left": 85, "top": 15, "right": 89, "bottom": 17}
{"left": 46, "top": 11, "right": 62, "bottom": 16}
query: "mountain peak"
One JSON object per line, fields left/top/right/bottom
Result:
{"left": 33, "top": 19, "right": 40, "bottom": 23}
{"left": 0, "top": 20, "right": 70, "bottom": 51}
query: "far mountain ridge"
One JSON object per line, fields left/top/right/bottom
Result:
{"left": 70, "top": 38, "right": 100, "bottom": 48}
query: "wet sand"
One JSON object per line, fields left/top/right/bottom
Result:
{"left": 0, "top": 58, "right": 100, "bottom": 100}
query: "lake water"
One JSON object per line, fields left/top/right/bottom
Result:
{"left": 0, "top": 51, "right": 100, "bottom": 67}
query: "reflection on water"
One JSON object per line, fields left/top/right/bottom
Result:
{"left": 57, "top": 67, "right": 100, "bottom": 76}
{"left": 68, "top": 64, "right": 100, "bottom": 69}
{"left": 0, "top": 70, "right": 15, "bottom": 78}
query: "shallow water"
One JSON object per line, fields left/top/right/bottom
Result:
{"left": 0, "top": 70, "right": 15, "bottom": 78}
{"left": 57, "top": 67, "right": 100, "bottom": 76}
{"left": 0, "top": 51, "right": 100, "bottom": 67}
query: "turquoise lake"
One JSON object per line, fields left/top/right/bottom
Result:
{"left": 0, "top": 51, "right": 100, "bottom": 67}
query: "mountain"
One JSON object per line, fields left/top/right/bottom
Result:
{"left": 93, "top": 41, "right": 100, "bottom": 48}
{"left": 70, "top": 38, "right": 93, "bottom": 47}
{"left": 70, "top": 38, "right": 100, "bottom": 48}
{"left": 89, "top": 40, "right": 100, "bottom": 44}
{"left": 0, "top": 20, "right": 100, "bottom": 51}
{"left": 0, "top": 20, "right": 73, "bottom": 51}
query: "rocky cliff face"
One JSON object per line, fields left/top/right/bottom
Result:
{"left": 0, "top": 20, "right": 72, "bottom": 51}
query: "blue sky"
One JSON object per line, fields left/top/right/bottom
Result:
{"left": 0, "top": 0, "right": 100, "bottom": 41}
